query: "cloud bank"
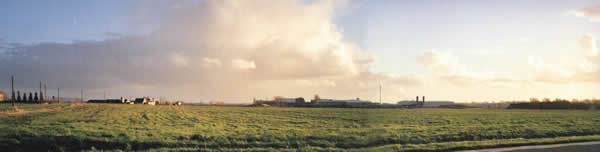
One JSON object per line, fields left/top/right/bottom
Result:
{"left": 416, "top": 50, "right": 528, "bottom": 88}
{"left": 0, "top": 0, "right": 421, "bottom": 102}
{"left": 526, "top": 34, "right": 599, "bottom": 83}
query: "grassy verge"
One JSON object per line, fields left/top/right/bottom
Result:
{"left": 0, "top": 104, "right": 599, "bottom": 151}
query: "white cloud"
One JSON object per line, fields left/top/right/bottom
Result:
{"left": 569, "top": 4, "right": 600, "bottom": 22}
{"left": 527, "top": 56, "right": 575, "bottom": 83}
{"left": 170, "top": 53, "right": 189, "bottom": 67}
{"left": 231, "top": 59, "right": 256, "bottom": 70}
{"left": 527, "top": 34, "right": 600, "bottom": 83}
{"left": 417, "top": 50, "right": 527, "bottom": 87}
{"left": 579, "top": 34, "right": 598, "bottom": 56}
{"left": 417, "top": 50, "right": 479, "bottom": 81}
{"left": 202, "top": 57, "right": 222, "bottom": 68}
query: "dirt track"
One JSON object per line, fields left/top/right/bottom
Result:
{"left": 459, "top": 141, "right": 600, "bottom": 152}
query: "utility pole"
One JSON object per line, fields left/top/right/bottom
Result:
{"left": 11, "top": 75, "right": 14, "bottom": 106}
{"left": 379, "top": 83, "right": 382, "bottom": 104}
{"left": 39, "top": 81, "right": 43, "bottom": 102}
{"left": 57, "top": 88, "right": 60, "bottom": 104}
{"left": 81, "top": 88, "right": 83, "bottom": 102}
{"left": 44, "top": 83, "right": 47, "bottom": 100}
{"left": 104, "top": 91, "right": 106, "bottom": 100}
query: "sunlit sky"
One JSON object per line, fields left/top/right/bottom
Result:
{"left": 1, "top": 0, "right": 599, "bottom": 103}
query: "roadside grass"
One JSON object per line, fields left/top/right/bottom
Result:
{"left": 0, "top": 104, "right": 599, "bottom": 151}
{"left": 0, "top": 103, "right": 70, "bottom": 112}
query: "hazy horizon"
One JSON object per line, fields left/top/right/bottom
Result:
{"left": 1, "top": 0, "right": 599, "bottom": 103}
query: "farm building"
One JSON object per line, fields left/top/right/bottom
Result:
{"left": 253, "top": 97, "right": 305, "bottom": 106}
{"left": 88, "top": 99, "right": 123, "bottom": 104}
{"left": 314, "top": 98, "right": 374, "bottom": 107}
{"left": 275, "top": 97, "right": 297, "bottom": 103}
{"left": 134, "top": 97, "right": 152, "bottom": 104}
{"left": 397, "top": 100, "right": 454, "bottom": 108}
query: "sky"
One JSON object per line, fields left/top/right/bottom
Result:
{"left": 0, "top": 0, "right": 599, "bottom": 103}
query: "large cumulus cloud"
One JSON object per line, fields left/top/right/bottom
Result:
{"left": 527, "top": 34, "right": 600, "bottom": 83}
{"left": 416, "top": 50, "right": 529, "bottom": 88}
{"left": 0, "top": 0, "right": 422, "bottom": 102}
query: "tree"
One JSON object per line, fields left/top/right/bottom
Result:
{"left": 16, "top": 91, "right": 21, "bottom": 102}
{"left": 542, "top": 98, "right": 551, "bottom": 102}
{"left": 295, "top": 97, "right": 305, "bottom": 104}
{"left": 28, "top": 92, "right": 33, "bottom": 102}
{"left": 529, "top": 98, "right": 540, "bottom": 103}
{"left": 34, "top": 92, "right": 39, "bottom": 102}
{"left": 311, "top": 94, "right": 320, "bottom": 104}
{"left": 274, "top": 96, "right": 284, "bottom": 101}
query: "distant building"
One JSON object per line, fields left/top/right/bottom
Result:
{"left": 315, "top": 98, "right": 373, "bottom": 105}
{"left": 397, "top": 100, "right": 454, "bottom": 108}
{"left": 253, "top": 97, "right": 306, "bottom": 106}
{"left": 88, "top": 99, "right": 122, "bottom": 104}
{"left": 209, "top": 101, "right": 225, "bottom": 105}
{"left": 275, "top": 98, "right": 297, "bottom": 103}
{"left": 127, "top": 99, "right": 134, "bottom": 104}
{"left": 131, "top": 97, "right": 158, "bottom": 105}
{"left": 134, "top": 97, "right": 151, "bottom": 104}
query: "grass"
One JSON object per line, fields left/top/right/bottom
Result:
{"left": 0, "top": 104, "right": 599, "bottom": 151}
{"left": 0, "top": 103, "right": 69, "bottom": 112}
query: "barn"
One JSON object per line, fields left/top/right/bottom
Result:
{"left": 397, "top": 100, "right": 454, "bottom": 108}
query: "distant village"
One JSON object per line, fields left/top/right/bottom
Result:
{"left": 3, "top": 75, "right": 570, "bottom": 109}
{"left": 250, "top": 95, "right": 456, "bottom": 108}
{"left": 0, "top": 75, "right": 515, "bottom": 109}
{"left": 87, "top": 97, "right": 184, "bottom": 106}
{"left": 0, "top": 76, "right": 465, "bottom": 108}
{"left": 0, "top": 76, "right": 464, "bottom": 108}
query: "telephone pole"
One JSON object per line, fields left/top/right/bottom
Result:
{"left": 57, "top": 88, "right": 60, "bottom": 104}
{"left": 11, "top": 76, "right": 14, "bottom": 106}
{"left": 44, "top": 83, "right": 47, "bottom": 100}
{"left": 379, "top": 83, "right": 382, "bottom": 104}
{"left": 80, "top": 88, "right": 84, "bottom": 102}
{"left": 39, "top": 81, "right": 43, "bottom": 101}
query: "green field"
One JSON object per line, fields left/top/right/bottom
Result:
{"left": 1, "top": 103, "right": 600, "bottom": 151}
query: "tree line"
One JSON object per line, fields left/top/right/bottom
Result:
{"left": 507, "top": 98, "right": 600, "bottom": 110}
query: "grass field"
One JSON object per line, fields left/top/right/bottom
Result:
{"left": 1, "top": 103, "right": 600, "bottom": 151}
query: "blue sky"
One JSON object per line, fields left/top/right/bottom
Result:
{"left": 0, "top": 0, "right": 162, "bottom": 43}
{"left": 338, "top": 0, "right": 600, "bottom": 73}
{"left": 1, "top": 0, "right": 599, "bottom": 102}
